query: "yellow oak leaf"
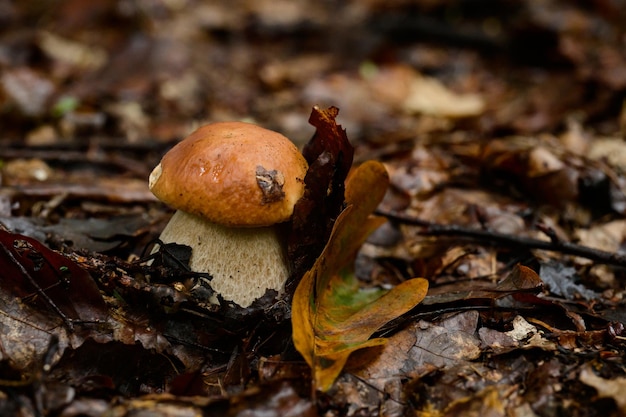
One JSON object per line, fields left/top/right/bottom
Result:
{"left": 292, "top": 160, "right": 429, "bottom": 392}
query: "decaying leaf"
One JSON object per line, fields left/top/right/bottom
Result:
{"left": 402, "top": 72, "right": 486, "bottom": 118}
{"left": 423, "top": 263, "right": 543, "bottom": 305}
{"left": 348, "top": 310, "right": 483, "bottom": 394}
{"left": 410, "top": 310, "right": 482, "bottom": 368}
{"left": 288, "top": 106, "right": 354, "bottom": 280}
{"left": 0, "top": 228, "right": 108, "bottom": 325}
{"left": 0, "top": 228, "right": 109, "bottom": 372}
{"left": 478, "top": 315, "right": 558, "bottom": 354}
{"left": 292, "top": 160, "right": 429, "bottom": 392}
{"left": 579, "top": 364, "right": 626, "bottom": 412}
{"left": 539, "top": 261, "right": 600, "bottom": 301}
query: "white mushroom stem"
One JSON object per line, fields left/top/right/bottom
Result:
{"left": 157, "top": 210, "right": 289, "bottom": 308}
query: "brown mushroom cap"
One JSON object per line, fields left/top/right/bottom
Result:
{"left": 149, "top": 122, "right": 308, "bottom": 227}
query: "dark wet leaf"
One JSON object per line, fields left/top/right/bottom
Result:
{"left": 422, "top": 264, "right": 543, "bottom": 305}
{"left": 169, "top": 371, "right": 208, "bottom": 396}
{"left": 0, "top": 229, "right": 108, "bottom": 324}
{"left": 50, "top": 340, "right": 179, "bottom": 397}
{"left": 287, "top": 106, "right": 354, "bottom": 282}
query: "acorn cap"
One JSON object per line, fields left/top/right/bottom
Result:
{"left": 149, "top": 122, "right": 308, "bottom": 227}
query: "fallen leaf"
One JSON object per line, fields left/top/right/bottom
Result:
{"left": 0, "top": 228, "right": 108, "bottom": 324}
{"left": 402, "top": 73, "right": 485, "bottom": 118}
{"left": 441, "top": 384, "right": 511, "bottom": 417}
{"left": 411, "top": 310, "right": 482, "bottom": 367}
{"left": 588, "top": 136, "right": 626, "bottom": 172}
{"left": 0, "top": 228, "right": 109, "bottom": 371}
{"left": 350, "top": 310, "right": 482, "bottom": 392}
{"left": 540, "top": 261, "right": 600, "bottom": 301}
{"left": 574, "top": 219, "right": 626, "bottom": 256}
{"left": 478, "top": 315, "right": 558, "bottom": 354}
{"left": 579, "top": 365, "right": 626, "bottom": 412}
{"left": 292, "top": 160, "right": 429, "bottom": 392}
{"left": 1, "top": 67, "right": 55, "bottom": 117}
{"left": 288, "top": 106, "right": 354, "bottom": 280}
{"left": 480, "top": 136, "right": 580, "bottom": 207}
{"left": 423, "top": 263, "right": 543, "bottom": 305}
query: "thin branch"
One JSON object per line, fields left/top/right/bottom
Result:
{"left": 375, "top": 209, "right": 626, "bottom": 267}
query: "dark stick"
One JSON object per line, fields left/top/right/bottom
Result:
{"left": 376, "top": 209, "right": 626, "bottom": 268}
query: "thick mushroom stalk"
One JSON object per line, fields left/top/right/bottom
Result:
{"left": 157, "top": 210, "right": 288, "bottom": 307}
{"left": 149, "top": 122, "right": 308, "bottom": 308}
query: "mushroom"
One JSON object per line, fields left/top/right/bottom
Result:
{"left": 149, "top": 122, "right": 308, "bottom": 308}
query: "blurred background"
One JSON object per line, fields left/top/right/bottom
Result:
{"left": 0, "top": 0, "right": 625, "bottom": 229}
{"left": 1, "top": 0, "right": 624, "bottom": 148}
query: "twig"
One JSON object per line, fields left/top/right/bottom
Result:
{"left": 375, "top": 209, "right": 626, "bottom": 267}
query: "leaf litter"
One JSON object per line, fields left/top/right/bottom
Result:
{"left": 2, "top": 2, "right": 626, "bottom": 416}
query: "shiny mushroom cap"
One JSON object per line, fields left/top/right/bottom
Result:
{"left": 149, "top": 122, "right": 308, "bottom": 227}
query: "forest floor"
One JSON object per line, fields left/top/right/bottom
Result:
{"left": 1, "top": 1, "right": 626, "bottom": 416}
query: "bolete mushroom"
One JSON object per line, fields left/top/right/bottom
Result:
{"left": 149, "top": 122, "right": 308, "bottom": 308}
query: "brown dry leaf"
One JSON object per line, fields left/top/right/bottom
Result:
{"left": 408, "top": 188, "right": 527, "bottom": 232}
{"left": 401, "top": 72, "right": 485, "bottom": 118}
{"left": 291, "top": 161, "right": 428, "bottom": 392}
{"left": 423, "top": 264, "right": 543, "bottom": 305}
{"left": 527, "top": 146, "right": 565, "bottom": 177}
{"left": 588, "top": 137, "right": 626, "bottom": 172}
{"left": 7, "top": 177, "right": 157, "bottom": 204}
{"left": 579, "top": 365, "right": 626, "bottom": 412}
{"left": 0, "top": 282, "right": 70, "bottom": 372}
{"left": 440, "top": 384, "right": 513, "bottom": 417}
{"left": 479, "top": 315, "right": 557, "bottom": 354}
{"left": 571, "top": 220, "right": 626, "bottom": 287}
{"left": 574, "top": 219, "right": 626, "bottom": 255}
{"left": 350, "top": 310, "right": 482, "bottom": 392}
{"left": 385, "top": 146, "right": 453, "bottom": 198}
{"left": 365, "top": 63, "right": 486, "bottom": 119}
{"left": 480, "top": 136, "right": 581, "bottom": 206}
{"left": 38, "top": 31, "right": 108, "bottom": 71}
{"left": 1, "top": 158, "right": 53, "bottom": 182}
{"left": 411, "top": 310, "right": 482, "bottom": 366}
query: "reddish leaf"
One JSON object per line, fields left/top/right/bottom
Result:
{"left": 288, "top": 106, "right": 355, "bottom": 285}
{"left": 0, "top": 229, "right": 108, "bottom": 326}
